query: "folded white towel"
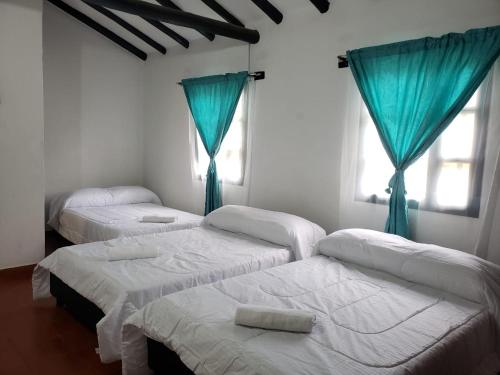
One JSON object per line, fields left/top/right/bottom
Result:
{"left": 105, "top": 245, "right": 160, "bottom": 261}
{"left": 235, "top": 305, "right": 315, "bottom": 333}
{"left": 140, "top": 215, "right": 176, "bottom": 224}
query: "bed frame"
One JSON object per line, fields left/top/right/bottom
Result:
{"left": 147, "top": 338, "right": 194, "bottom": 374}
{"left": 50, "top": 273, "right": 104, "bottom": 331}
{"left": 50, "top": 273, "right": 193, "bottom": 374}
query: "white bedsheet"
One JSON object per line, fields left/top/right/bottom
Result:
{"left": 58, "top": 203, "right": 202, "bottom": 244}
{"left": 122, "top": 256, "right": 498, "bottom": 375}
{"left": 32, "top": 227, "right": 292, "bottom": 363}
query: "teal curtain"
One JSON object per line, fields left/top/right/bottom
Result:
{"left": 182, "top": 71, "right": 248, "bottom": 215}
{"left": 348, "top": 26, "right": 500, "bottom": 238}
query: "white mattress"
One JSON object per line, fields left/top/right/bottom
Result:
{"left": 58, "top": 203, "right": 202, "bottom": 244}
{"left": 122, "top": 256, "right": 497, "bottom": 375}
{"left": 32, "top": 226, "right": 292, "bottom": 363}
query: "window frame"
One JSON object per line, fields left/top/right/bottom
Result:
{"left": 354, "top": 79, "right": 491, "bottom": 218}
{"left": 192, "top": 88, "right": 249, "bottom": 186}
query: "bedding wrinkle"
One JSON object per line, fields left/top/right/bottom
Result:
{"left": 34, "top": 226, "right": 293, "bottom": 362}
{"left": 58, "top": 203, "right": 202, "bottom": 244}
{"left": 121, "top": 256, "right": 496, "bottom": 375}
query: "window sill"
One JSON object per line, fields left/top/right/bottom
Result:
{"left": 355, "top": 195, "right": 480, "bottom": 219}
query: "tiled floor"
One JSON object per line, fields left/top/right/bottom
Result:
{"left": 0, "top": 235, "right": 121, "bottom": 375}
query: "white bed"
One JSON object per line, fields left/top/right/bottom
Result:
{"left": 47, "top": 186, "right": 202, "bottom": 244}
{"left": 33, "top": 205, "right": 326, "bottom": 363}
{"left": 121, "top": 229, "right": 500, "bottom": 375}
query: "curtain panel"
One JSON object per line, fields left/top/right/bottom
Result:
{"left": 347, "top": 26, "right": 500, "bottom": 238}
{"left": 182, "top": 71, "right": 248, "bottom": 215}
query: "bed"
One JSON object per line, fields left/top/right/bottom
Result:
{"left": 121, "top": 229, "right": 500, "bottom": 375}
{"left": 47, "top": 186, "right": 203, "bottom": 244}
{"left": 33, "top": 205, "right": 326, "bottom": 363}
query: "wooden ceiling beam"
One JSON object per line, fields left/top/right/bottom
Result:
{"left": 309, "top": 0, "right": 330, "bottom": 13}
{"left": 250, "top": 0, "right": 282, "bottom": 24}
{"left": 143, "top": 18, "right": 189, "bottom": 48}
{"left": 156, "top": 0, "right": 215, "bottom": 41}
{"left": 200, "top": 0, "right": 245, "bottom": 27}
{"left": 84, "top": 0, "right": 260, "bottom": 44}
{"left": 83, "top": 1, "right": 167, "bottom": 54}
{"left": 47, "top": 0, "right": 147, "bottom": 60}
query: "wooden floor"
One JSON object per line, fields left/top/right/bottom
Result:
{"left": 0, "top": 233, "right": 121, "bottom": 375}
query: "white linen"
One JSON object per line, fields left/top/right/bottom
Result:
{"left": 204, "top": 205, "right": 326, "bottom": 260}
{"left": 58, "top": 203, "right": 201, "bottom": 244}
{"left": 107, "top": 186, "right": 162, "bottom": 206}
{"left": 235, "top": 305, "right": 315, "bottom": 333}
{"left": 32, "top": 227, "right": 292, "bottom": 363}
{"left": 47, "top": 186, "right": 162, "bottom": 231}
{"left": 140, "top": 215, "right": 176, "bottom": 223}
{"left": 121, "top": 256, "right": 497, "bottom": 375}
{"left": 318, "top": 229, "right": 500, "bottom": 337}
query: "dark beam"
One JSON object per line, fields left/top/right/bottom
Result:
{"left": 200, "top": 0, "right": 244, "bottom": 27}
{"left": 83, "top": 0, "right": 260, "bottom": 44}
{"left": 250, "top": 0, "right": 282, "bottom": 24}
{"left": 83, "top": 1, "right": 167, "bottom": 54}
{"left": 309, "top": 0, "right": 330, "bottom": 13}
{"left": 47, "top": 0, "right": 147, "bottom": 60}
{"left": 143, "top": 18, "right": 189, "bottom": 48}
{"left": 156, "top": 0, "right": 215, "bottom": 41}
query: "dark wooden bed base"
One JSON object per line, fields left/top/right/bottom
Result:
{"left": 49, "top": 273, "right": 104, "bottom": 331}
{"left": 50, "top": 273, "right": 193, "bottom": 374}
{"left": 147, "top": 338, "right": 194, "bottom": 374}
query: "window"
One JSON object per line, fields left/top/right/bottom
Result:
{"left": 356, "top": 82, "right": 490, "bottom": 218}
{"left": 192, "top": 90, "right": 248, "bottom": 185}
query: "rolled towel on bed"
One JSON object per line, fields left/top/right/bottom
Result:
{"left": 235, "top": 305, "right": 316, "bottom": 333}
{"left": 105, "top": 245, "right": 160, "bottom": 261}
{"left": 140, "top": 215, "right": 176, "bottom": 224}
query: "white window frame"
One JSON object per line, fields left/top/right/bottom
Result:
{"left": 355, "top": 78, "right": 492, "bottom": 218}
{"left": 191, "top": 88, "right": 249, "bottom": 186}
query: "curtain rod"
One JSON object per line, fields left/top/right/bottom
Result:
{"left": 177, "top": 71, "right": 265, "bottom": 85}
{"left": 338, "top": 55, "right": 348, "bottom": 68}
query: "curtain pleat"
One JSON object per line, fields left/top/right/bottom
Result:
{"left": 348, "top": 26, "right": 500, "bottom": 238}
{"left": 182, "top": 71, "right": 248, "bottom": 215}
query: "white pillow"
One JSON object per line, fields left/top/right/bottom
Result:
{"left": 108, "top": 186, "right": 162, "bottom": 206}
{"left": 47, "top": 186, "right": 162, "bottom": 230}
{"left": 317, "top": 229, "right": 413, "bottom": 277}
{"left": 203, "top": 205, "right": 326, "bottom": 260}
{"left": 318, "top": 229, "right": 500, "bottom": 304}
{"left": 64, "top": 188, "right": 114, "bottom": 209}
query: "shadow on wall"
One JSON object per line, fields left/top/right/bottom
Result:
{"left": 43, "top": 0, "right": 83, "bottom": 218}
{"left": 42, "top": 1, "right": 145, "bottom": 221}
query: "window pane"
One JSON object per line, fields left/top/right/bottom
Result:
{"left": 358, "top": 120, "right": 428, "bottom": 201}
{"left": 194, "top": 94, "right": 246, "bottom": 184}
{"left": 359, "top": 121, "right": 394, "bottom": 198}
{"left": 217, "top": 119, "right": 244, "bottom": 183}
{"left": 439, "top": 112, "right": 475, "bottom": 159}
{"left": 436, "top": 162, "right": 470, "bottom": 209}
{"left": 405, "top": 154, "right": 428, "bottom": 202}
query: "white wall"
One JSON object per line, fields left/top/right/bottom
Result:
{"left": 143, "top": 0, "right": 500, "bottom": 253}
{"left": 0, "top": 0, "right": 45, "bottom": 269}
{"left": 43, "top": 3, "right": 145, "bottom": 208}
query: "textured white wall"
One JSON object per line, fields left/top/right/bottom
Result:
{"left": 143, "top": 0, "right": 500, "bottom": 253}
{"left": 0, "top": 0, "right": 45, "bottom": 269}
{"left": 43, "top": 2, "right": 145, "bottom": 210}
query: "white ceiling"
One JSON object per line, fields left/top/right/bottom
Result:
{"left": 50, "top": 0, "right": 321, "bottom": 55}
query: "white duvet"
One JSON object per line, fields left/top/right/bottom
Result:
{"left": 58, "top": 203, "right": 202, "bottom": 244}
{"left": 121, "top": 229, "right": 500, "bottom": 375}
{"left": 35, "top": 205, "right": 325, "bottom": 363}
{"left": 33, "top": 227, "right": 293, "bottom": 363}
